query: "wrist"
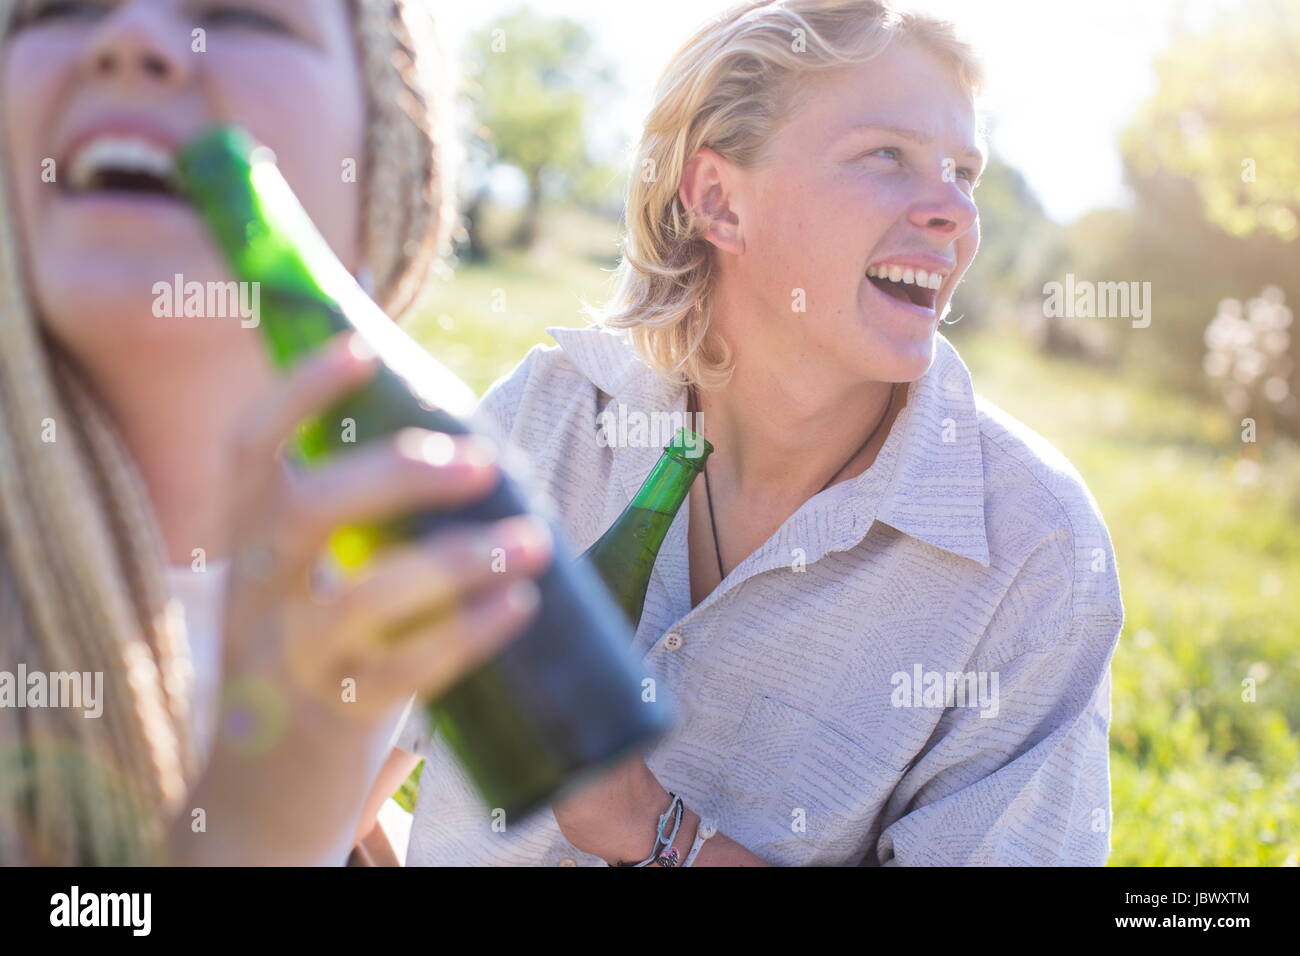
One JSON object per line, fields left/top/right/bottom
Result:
{"left": 600, "top": 780, "right": 670, "bottom": 865}
{"left": 192, "top": 680, "right": 381, "bottom": 863}
{"left": 604, "top": 789, "right": 701, "bottom": 867}
{"left": 648, "top": 807, "right": 699, "bottom": 867}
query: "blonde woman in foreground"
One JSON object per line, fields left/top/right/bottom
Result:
{"left": 0, "top": 0, "right": 554, "bottom": 864}
{"left": 367, "top": 0, "right": 1125, "bottom": 866}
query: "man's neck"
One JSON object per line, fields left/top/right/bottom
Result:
{"left": 693, "top": 292, "right": 903, "bottom": 504}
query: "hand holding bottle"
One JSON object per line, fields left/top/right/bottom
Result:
{"left": 219, "top": 332, "right": 554, "bottom": 718}
{"left": 179, "top": 126, "right": 672, "bottom": 821}
{"left": 170, "top": 334, "right": 552, "bottom": 864}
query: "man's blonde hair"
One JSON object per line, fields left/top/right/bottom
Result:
{"left": 599, "top": 0, "right": 984, "bottom": 389}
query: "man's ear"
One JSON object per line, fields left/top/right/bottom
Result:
{"left": 678, "top": 147, "right": 744, "bottom": 255}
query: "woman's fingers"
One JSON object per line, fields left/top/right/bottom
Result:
{"left": 225, "top": 329, "right": 505, "bottom": 590}
{"left": 327, "top": 514, "right": 553, "bottom": 650}
{"left": 225, "top": 332, "right": 385, "bottom": 591}
{"left": 270, "top": 430, "right": 502, "bottom": 576}
{"left": 231, "top": 333, "right": 377, "bottom": 472}
{"left": 361, "top": 577, "right": 542, "bottom": 703}
{"left": 221, "top": 329, "right": 551, "bottom": 717}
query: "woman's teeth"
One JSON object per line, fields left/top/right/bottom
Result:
{"left": 865, "top": 263, "right": 946, "bottom": 290}
{"left": 67, "top": 136, "right": 179, "bottom": 195}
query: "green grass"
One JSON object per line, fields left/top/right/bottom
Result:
{"left": 404, "top": 217, "right": 1300, "bottom": 866}
{"left": 403, "top": 207, "right": 622, "bottom": 394}
{"left": 393, "top": 761, "right": 423, "bottom": 814}
{"left": 954, "top": 331, "right": 1300, "bottom": 866}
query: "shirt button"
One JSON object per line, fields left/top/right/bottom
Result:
{"left": 664, "top": 632, "right": 683, "bottom": 651}
{"left": 558, "top": 857, "right": 577, "bottom": 867}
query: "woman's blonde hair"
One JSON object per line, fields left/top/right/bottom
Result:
{"left": 599, "top": 0, "right": 984, "bottom": 389}
{"left": 0, "top": 0, "right": 456, "bottom": 864}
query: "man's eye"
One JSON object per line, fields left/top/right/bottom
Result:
{"left": 866, "top": 147, "right": 903, "bottom": 162}
{"left": 199, "top": 4, "right": 287, "bottom": 32}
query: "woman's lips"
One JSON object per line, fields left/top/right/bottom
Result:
{"left": 50, "top": 187, "right": 201, "bottom": 242}
{"left": 59, "top": 189, "right": 187, "bottom": 209}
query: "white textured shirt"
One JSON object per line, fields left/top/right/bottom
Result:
{"left": 398, "top": 325, "right": 1125, "bottom": 866}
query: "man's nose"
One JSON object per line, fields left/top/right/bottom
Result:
{"left": 906, "top": 176, "right": 978, "bottom": 239}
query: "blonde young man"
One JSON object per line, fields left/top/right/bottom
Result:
{"left": 365, "top": 0, "right": 1125, "bottom": 867}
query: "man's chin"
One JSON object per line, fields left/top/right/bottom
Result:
{"left": 867, "top": 333, "right": 936, "bottom": 384}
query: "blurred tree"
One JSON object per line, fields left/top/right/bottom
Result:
{"left": 464, "top": 7, "right": 614, "bottom": 251}
{"left": 949, "top": 155, "right": 1066, "bottom": 345}
{"left": 1122, "top": 0, "right": 1300, "bottom": 242}
{"left": 457, "top": 128, "right": 495, "bottom": 262}
{"left": 1086, "top": 0, "right": 1300, "bottom": 434}
{"left": 1100, "top": 168, "right": 1298, "bottom": 396}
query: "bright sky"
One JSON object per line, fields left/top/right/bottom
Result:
{"left": 436, "top": 0, "right": 1237, "bottom": 224}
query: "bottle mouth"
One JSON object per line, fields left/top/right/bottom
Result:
{"left": 664, "top": 428, "right": 713, "bottom": 469}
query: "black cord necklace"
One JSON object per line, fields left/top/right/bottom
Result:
{"left": 688, "top": 381, "right": 898, "bottom": 582}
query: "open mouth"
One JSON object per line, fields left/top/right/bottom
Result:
{"left": 64, "top": 135, "right": 181, "bottom": 200}
{"left": 866, "top": 263, "right": 945, "bottom": 312}
{"left": 77, "top": 167, "right": 178, "bottom": 196}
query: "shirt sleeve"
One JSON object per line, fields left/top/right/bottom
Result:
{"left": 469, "top": 342, "right": 554, "bottom": 446}
{"left": 393, "top": 694, "right": 431, "bottom": 755}
{"left": 873, "top": 530, "right": 1124, "bottom": 866}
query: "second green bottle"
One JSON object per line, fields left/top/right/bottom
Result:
{"left": 581, "top": 428, "right": 713, "bottom": 632}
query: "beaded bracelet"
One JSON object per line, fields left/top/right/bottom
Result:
{"left": 683, "top": 816, "right": 717, "bottom": 867}
{"left": 613, "top": 792, "right": 684, "bottom": 867}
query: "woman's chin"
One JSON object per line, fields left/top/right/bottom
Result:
{"left": 35, "top": 275, "right": 257, "bottom": 363}
{"left": 33, "top": 247, "right": 226, "bottom": 310}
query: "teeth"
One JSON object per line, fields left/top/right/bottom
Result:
{"left": 867, "top": 263, "right": 948, "bottom": 288}
{"left": 68, "top": 135, "right": 176, "bottom": 190}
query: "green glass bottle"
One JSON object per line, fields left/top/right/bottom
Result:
{"left": 581, "top": 429, "right": 712, "bottom": 631}
{"left": 176, "top": 126, "right": 672, "bottom": 821}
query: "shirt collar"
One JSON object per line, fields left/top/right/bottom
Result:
{"left": 545, "top": 324, "right": 990, "bottom": 568}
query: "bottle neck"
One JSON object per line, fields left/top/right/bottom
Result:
{"left": 178, "top": 127, "right": 347, "bottom": 367}
{"left": 630, "top": 451, "right": 703, "bottom": 514}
